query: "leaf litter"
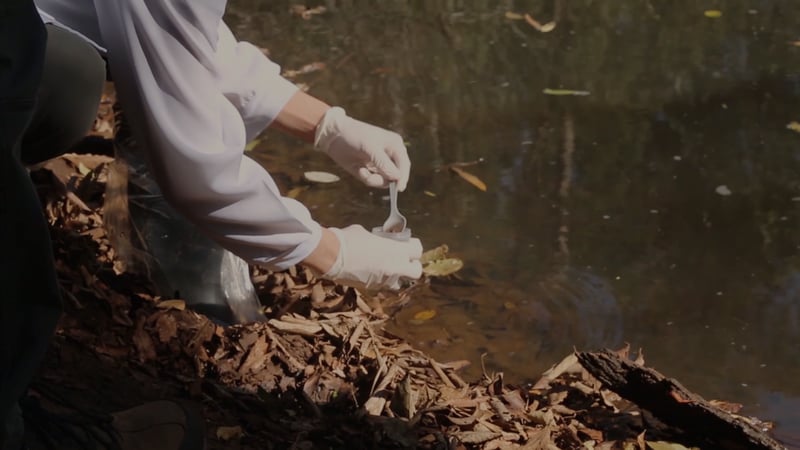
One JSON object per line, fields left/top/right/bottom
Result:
{"left": 28, "top": 95, "right": 785, "bottom": 449}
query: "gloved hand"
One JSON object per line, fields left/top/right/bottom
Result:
{"left": 314, "top": 106, "right": 411, "bottom": 191}
{"left": 322, "top": 225, "right": 422, "bottom": 290}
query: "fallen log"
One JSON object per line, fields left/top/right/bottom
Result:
{"left": 577, "top": 350, "right": 786, "bottom": 450}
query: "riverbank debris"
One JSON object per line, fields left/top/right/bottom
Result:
{"left": 30, "top": 119, "right": 788, "bottom": 449}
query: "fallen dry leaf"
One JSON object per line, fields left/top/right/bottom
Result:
{"left": 450, "top": 166, "right": 487, "bottom": 191}
{"left": 304, "top": 171, "right": 340, "bottom": 184}
{"left": 156, "top": 299, "right": 186, "bottom": 311}
{"left": 524, "top": 13, "right": 556, "bottom": 32}
{"left": 216, "top": 425, "right": 244, "bottom": 441}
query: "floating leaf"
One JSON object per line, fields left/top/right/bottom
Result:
{"left": 790, "top": 41, "right": 800, "bottom": 47}
{"left": 524, "top": 13, "right": 557, "bottom": 33}
{"left": 704, "top": 10, "right": 723, "bottom": 18}
{"left": 413, "top": 309, "right": 437, "bottom": 321}
{"left": 787, "top": 121, "right": 800, "bottom": 133}
{"left": 423, "top": 258, "right": 464, "bottom": 277}
{"left": 715, "top": 185, "right": 732, "bottom": 196}
{"left": 505, "top": 11, "right": 524, "bottom": 20}
{"left": 421, "top": 244, "right": 450, "bottom": 264}
{"left": 543, "top": 88, "right": 591, "bottom": 96}
{"left": 156, "top": 299, "right": 186, "bottom": 311}
{"left": 450, "top": 166, "right": 487, "bottom": 192}
{"left": 244, "top": 139, "right": 261, "bottom": 152}
{"left": 539, "top": 22, "right": 557, "bottom": 32}
{"left": 304, "top": 171, "right": 340, "bottom": 183}
{"left": 216, "top": 426, "right": 243, "bottom": 441}
{"left": 282, "top": 61, "right": 326, "bottom": 78}
{"left": 424, "top": 190, "right": 437, "bottom": 197}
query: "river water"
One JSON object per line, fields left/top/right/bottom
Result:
{"left": 226, "top": 0, "right": 800, "bottom": 442}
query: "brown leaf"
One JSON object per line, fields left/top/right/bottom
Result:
{"left": 310, "top": 282, "right": 326, "bottom": 304}
{"left": 579, "top": 426, "right": 604, "bottom": 443}
{"left": 523, "top": 13, "right": 556, "bottom": 32}
{"left": 132, "top": 319, "right": 157, "bottom": 362}
{"left": 268, "top": 318, "right": 322, "bottom": 336}
{"left": 215, "top": 426, "right": 243, "bottom": 441}
{"left": 501, "top": 390, "right": 528, "bottom": 417}
{"left": 532, "top": 353, "right": 580, "bottom": 390}
{"left": 637, "top": 430, "right": 647, "bottom": 450}
{"left": 450, "top": 166, "right": 487, "bottom": 191}
{"left": 156, "top": 299, "right": 186, "bottom": 311}
{"left": 238, "top": 335, "right": 270, "bottom": 374}
{"left": 709, "top": 399, "right": 743, "bottom": 414}
{"left": 522, "top": 425, "right": 557, "bottom": 450}
{"left": 457, "top": 431, "right": 501, "bottom": 444}
{"left": 364, "top": 396, "right": 387, "bottom": 416}
{"left": 155, "top": 314, "right": 178, "bottom": 343}
{"left": 548, "top": 390, "right": 568, "bottom": 406}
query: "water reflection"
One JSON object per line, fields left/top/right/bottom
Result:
{"left": 226, "top": 0, "right": 800, "bottom": 439}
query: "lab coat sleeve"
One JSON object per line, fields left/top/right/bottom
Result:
{"left": 93, "top": 0, "right": 322, "bottom": 270}
{"left": 214, "top": 23, "right": 299, "bottom": 142}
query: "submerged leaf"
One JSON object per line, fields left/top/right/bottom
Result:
{"left": 304, "top": 171, "right": 340, "bottom": 183}
{"left": 286, "top": 186, "right": 309, "bottom": 198}
{"left": 413, "top": 310, "right": 437, "bottom": 321}
{"left": 244, "top": 139, "right": 261, "bottom": 152}
{"left": 787, "top": 121, "right": 800, "bottom": 133}
{"left": 424, "top": 190, "right": 437, "bottom": 197}
{"left": 450, "top": 166, "right": 487, "bottom": 191}
{"left": 704, "top": 10, "right": 723, "bottom": 18}
{"left": 715, "top": 185, "right": 732, "bottom": 196}
{"left": 423, "top": 258, "right": 464, "bottom": 277}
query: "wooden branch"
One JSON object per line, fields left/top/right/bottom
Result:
{"left": 577, "top": 350, "right": 786, "bottom": 450}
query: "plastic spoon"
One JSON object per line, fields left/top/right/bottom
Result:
{"left": 382, "top": 181, "right": 407, "bottom": 233}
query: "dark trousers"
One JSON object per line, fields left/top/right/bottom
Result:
{"left": 0, "top": 4, "right": 106, "bottom": 446}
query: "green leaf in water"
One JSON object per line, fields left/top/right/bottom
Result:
{"left": 420, "top": 244, "right": 449, "bottom": 265}
{"left": 422, "top": 258, "right": 463, "bottom": 277}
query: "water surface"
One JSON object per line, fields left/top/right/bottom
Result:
{"left": 226, "top": 1, "right": 800, "bottom": 443}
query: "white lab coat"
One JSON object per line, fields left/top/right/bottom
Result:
{"left": 35, "top": 0, "right": 323, "bottom": 270}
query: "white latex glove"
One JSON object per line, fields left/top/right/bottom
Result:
{"left": 323, "top": 225, "right": 423, "bottom": 290}
{"left": 314, "top": 106, "right": 411, "bottom": 191}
